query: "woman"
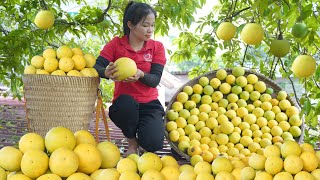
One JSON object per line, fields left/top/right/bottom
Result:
{"left": 94, "top": 1, "right": 166, "bottom": 155}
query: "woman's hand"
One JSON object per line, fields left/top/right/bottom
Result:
{"left": 124, "top": 69, "right": 144, "bottom": 82}
{"left": 104, "top": 62, "right": 119, "bottom": 81}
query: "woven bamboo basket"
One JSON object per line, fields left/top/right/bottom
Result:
{"left": 23, "top": 75, "right": 100, "bottom": 137}
{"left": 165, "top": 69, "right": 304, "bottom": 160}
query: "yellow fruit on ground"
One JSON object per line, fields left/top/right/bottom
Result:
{"left": 43, "top": 57, "right": 58, "bottom": 73}
{"left": 90, "top": 169, "right": 104, "bottom": 180}
{"left": 179, "top": 164, "right": 194, "bottom": 172}
{"left": 161, "top": 155, "right": 179, "bottom": 168}
{"left": 300, "top": 151, "right": 318, "bottom": 172}
{"left": 45, "top": 126, "right": 76, "bottom": 154}
{"left": 211, "top": 156, "right": 233, "bottom": 175}
{"left": 196, "top": 172, "right": 214, "bottom": 180}
{"left": 284, "top": 155, "right": 303, "bottom": 174}
{"left": 273, "top": 171, "right": 293, "bottom": 180}
{"left": 74, "top": 143, "right": 102, "bottom": 174}
{"left": 240, "top": 23, "right": 264, "bottom": 45}
{"left": 113, "top": 57, "right": 137, "bottom": 80}
{"left": 0, "top": 146, "right": 22, "bottom": 171}
{"left": 36, "top": 69, "right": 50, "bottom": 74}
{"left": 71, "top": 47, "right": 83, "bottom": 56}
{"left": 21, "top": 150, "right": 49, "bottom": 178}
{"left": 34, "top": 10, "right": 55, "bottom": 29}
{"left": 248, "top": 153, "right": 266, "bottom": 170}
{"left": 49, "top": 147, "right": 79, "bottom": 177}
{"left": 51, "top": 70, "right": 66, "bottom": 76}
{"left": 216, "top": 22, "right": 237, "bottom": 41}
{"left": 127, "top": 153, "right": 140, "bottom": 164}
{"left": 194, "top": 161, "right": 211, "bottom": 174}
{"left": 119, "top": 171, "right": 141, "bottom": 180}
{"left": 0, "top": 167, "right": 6, "bottom": 180}
{"left": 9, "top": 174, "right": 32, "bottom": 180}
{"left": 117, "top": 158, "right": 137, "bottom": 173}
{"left": 31, "top": 55, "right": 45, "bottom": 69}
{"left": 97, "top": 141, "right": 121, "bottom": 168}
{"left": 66, "top": 172, "right": 91, "bottom": 180}
{"left": 281, "top": 140, "right": 301, "bottom": 158}
{"left": 83, "top": 53, "right": 96, "bottom": 68}
{"left": 300, "top": 143, "right": 315, "bottom": 153}
{"left": 74, "top": 130, "right": 96, "bottom": 146}
{"left": 67, "top": 69, "right": 82, "bottom": 77}
{"left": 37, "top": 173, "right": 62, "bottom": 180}
{"left": 255, "top": 171, "right": 273, "bottom": 180}
{"left": 311, "top": 169, "right": 320, "bottom": 180}
{"left": 291, "top": 55, "right": 316, "bottom": 78}
{"left": 19, "top": 132, "right": 45, "bottom": 153}
{"left": 141, "top": 169, "right": 164, "bottom": 180}
{"left": 59, "top": 57, "right": 74, "bottom": 72}
{"left": 294, "top": 171, "right": 314, "bottom": 180}
{"left": 265, "top": 156, "right": 283, "bottom": 175}
{"left": 264, "top": 145, "right": 280, "bottom": 158}
{"left": 24, "top": 65, "right": 37, "bottom": 74}
{"left": 138, "top": 152, "right": 162, "bottom": 174}
{"left": 179, "top": 170, "right": 197, "bottom": 180}
{"left": 160, "top": 166, "right": 180, "bottom": 180}
{"left": 57, "top": 45, "right": 73, "bottom": 59}
{"left": 72, "top": 54, "right": 86, "bottom": 70}
{"left": 43, "top": 48, "right": 56, "bottom": 59}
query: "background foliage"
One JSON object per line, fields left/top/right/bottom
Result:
{"left": 0, "top": 0, "right": 319, "bottom": 143}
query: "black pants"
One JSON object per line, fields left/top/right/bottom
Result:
{"left": 109, "top": 94, "right": 165, "bottom": 152}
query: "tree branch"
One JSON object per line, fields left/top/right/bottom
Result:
{"left": 231, "top": 7, "right": 251, "bottom": 18}
{"left": 0, "top": 25, "right": 9, "bottom": 36}
{"left": 241, "top": 44, "right": 249, "bottom": 66}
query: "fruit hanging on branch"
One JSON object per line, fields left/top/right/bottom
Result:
{"left": 240, "top": 23, "right": 264, "bottom": 45}
{"left": 291, "top": 23, "right": 309, "bottom": 39}
{"left": 216, "top": 22, "right": 237, "bottom": 41}
{"left": 34, "top": 10, "right": 55, "bottom": 30}
{"left": 291, "top": 55, "right": 316, "bottom": 78}
{"left": 270, "top": 33, "right": 290, "bottom": 58}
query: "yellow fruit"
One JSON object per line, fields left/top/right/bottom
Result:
{"left": 270, "top": 39, "right": 290, "bottom": 57}
{"left": 232, "top": 67, "right": 245, "bottom": 77}
{"left": 240, "top": 23, "right": 264, "bottom": 45}
{"left": 36, "top": 69, "right": 50, "bottom": 75}
{"left": 67, "top": 69, "right": 82, "bottom": 77}
{"left": 43, "top": 48, "right": 56, "bottom": 59}
{"left": 119, "top": 171, "right": 141, "bottom": 180}
{"left": 289, "top": 126, "right": 301, "bottom": 137}
{"left": 37, "top": 173, "right": 62, "bottom": 180}
{"left": 34, "top": 10, "right": 55, "bottom": 29}
{"left": 141, "top": 169, "right": 164, "bottom": 180}
{"left": 21, "top": 150, "right": 49, "bottom": 178}
{"left": 196, "top": 172, "right": 214, "bottom": 180}
{"left": 194, "top": 161, "right": 211, "bottom": 174}
{"left": 264, "top": 145, "right": 280, "bottom": 158}
{"left": 117, "top": 157, "right": 137, "bottom": 173}
{"left": 49, "top": 147, "right": 79, "bottom": 177}
{"left": 300, "top": 151, "right": 318, "bottom": 172}
{"left": 19, "top": 132, "right": 45, "bottom": 153}
{"left": 283, "top": 155, "right": 303, "bottom": 174}
{"left": 286, "top": 106, "right": 299, "bottom": 118}
{"left": 31, "top": 55, "right": 45, "bottom": 69}
{"left": 161, "top": 155, "right": 179, "bottom": 168}
{"left": 0, "top": 167, "right": 5, "bottom": 180}
{"left": 83, "top": 53, "right": 96, "bottom": 68}
{"left": 294, "top": 171, "right": 314, "bottom": 180}
{"left": 72, "top": 54, "right": 86, "bottom": 70}
{"left": 273, "top": 172, "right": 293, "bottom": 180}
{"left": 216, "top": 69, "right": 228, "bottom": 80}
{"left": 0, "top": 146, "right": 22, "bottom": 171}
{"left": 215, "top": 171, "right": 235, "bottom": 180}
{"left": 255, "top": 171, "right": 273, "bottom": 180}
{"left": 127, "top": 153, "right": 140, "bottom": 164}
{"left": 300, "top": 143, "right": 315, "bottom": 153}
{"left": 71, "top": 47, "right": 83, "bottom": 56}
{"left": 291, "top": 23, "right": 308, "bottom": 38}
{"left": 179, "top": 170, "right": 197, "bottom": 180}
{"left": 160, "top": 166, "right": 180, "bottom": 180}
{"left": 265, "top": 156, "right": 283, "bottom": 175}
{"left": 291, "top": 55, "right": 316, "bottom": 78}
{"left": 211, "top": 156, "right": 233, "bottom": 175}
{"left": 43, "top": 57, "right": 58, "bottom": 73}
{"left": 24, "top": 65, "right": 37, "bottom": 74}
{"left": 66, "top": 172, "right": 91, "bottom": 180}
{"left": 59, "top": 57, "right": 74, "bottom": 72}
{"left": 73, "top": 143, "right": 102, "bottom": 174}
{"left": 97, "top": 141, "right": 120, "bottom": 168}
{"left": 248, "top": 153, "right": 266, "bottom": 170}
{"left": 90, "top": 169, "right": 104, "bottom": 180}
{"left": 113, "top": 57, "right": 137, "bottom": 80}
{"left": 45, "top": 126, "right": 76, "bottom": 154}
{"left": 311, "top": 169, "right": 320, "bottom": 180}
{"left": 236, "top": 76, "right": 248, "bottom": 87}
{"left": 74, "top": 130, "right": 96, "bottom": 146}
{"left": 56, "top": 45, "right": 73, "bottom": 59}
{"left": 176, "top": 92, "right": 189, "bottom": 103}
{"left": 80, "top": 68, "right": 98, "bottom": 77}
{"left": 216, "top": 22, "right": 237, "bottom": 41}
{"left": 9, "top": 174, "right": 32, "bottom": 180}
{"left": 51, "top": 70, "right": 66, "bottom": 76}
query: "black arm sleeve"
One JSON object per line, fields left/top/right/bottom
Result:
{"left": 93, "top": 56, "right": 110, "bottom": 79}
{"left": 139, "top": 63, "right": 164, "bottom": 88}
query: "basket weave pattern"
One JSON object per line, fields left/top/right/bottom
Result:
{"left": 23, "top": 75, "right": 99, "bottom": 136}
{"left": 165, "top": 69, "right": 304, "bottom": 160}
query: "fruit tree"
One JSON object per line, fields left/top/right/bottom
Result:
{"left": 0, "top": 0, "right": 319, "bottom": 143}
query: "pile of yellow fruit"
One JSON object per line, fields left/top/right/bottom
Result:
{"left": 24, "top": 45, "right": 98, "bottom": 77}
{"left": 0, "top": 126, "right": 185, "bottom": 180}
{"left": 166, "top": 67, "right": 303, "bottom": 164}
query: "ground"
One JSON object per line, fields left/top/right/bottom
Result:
{"left": 0, "top": 96, "right": 187, "bottom": 164}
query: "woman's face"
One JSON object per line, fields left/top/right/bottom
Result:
{"left": 128, "top": 13, "right": 155, "bottom": 41}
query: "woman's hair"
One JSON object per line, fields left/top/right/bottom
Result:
{"left": 123, "top": 1, "right": 157, "bottom": 35}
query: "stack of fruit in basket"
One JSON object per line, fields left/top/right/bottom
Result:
{"left": 0, "top": 126, "right": 187, "bottom": 180}
{"left": 24, "top": 45, "right": 98, "bottom": 77}
{"left": 166, "top": 67, "right": 303, "bottom": 163}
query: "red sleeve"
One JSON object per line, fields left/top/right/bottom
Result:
{"left": 153, "top": 41, "right": 166, "bottom": 66}
{"left": 99, "top": 37, "right": 119, "bottom": 62}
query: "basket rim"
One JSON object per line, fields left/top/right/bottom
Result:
{"left": 164, "top": 68, "right": 304, "bottom": 161}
